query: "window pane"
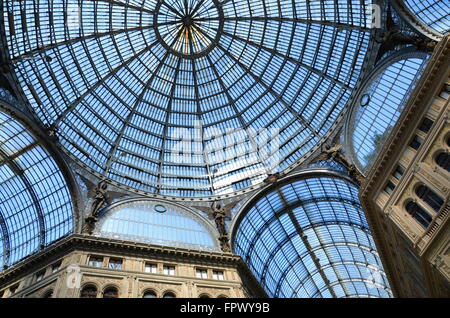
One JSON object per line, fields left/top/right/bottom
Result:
{"left": 436, "top": 153, "right": 450, "bottom": 172}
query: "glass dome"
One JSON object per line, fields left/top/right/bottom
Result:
{"left": 94, "top": 200, "right": 220, "bottom": 251}
{"left": 0, "top": 97, "right": 74, "bottom": 270}
{"left": 347, "top": 51, "right": 429, "bottom": 174}
{"left": 402, "top": 0, "right": 450, "bottom": 35}
{"left": 232, "top": 174, "right": 392, "bottom": 298}
{"left": 2, "top": 0, "right": 374, "bottom": 198}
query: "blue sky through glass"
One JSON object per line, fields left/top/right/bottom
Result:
{"left": 96, "top": 201, "right": 219, "bottom": 251}
{"left": 351, "top": 54, "right": 429, "bottom": 173}
{"left": 403, "top": 0, "right": 450, "bottom": 34}
{"left": 3, "top": 0, "right": 372, "bottom": 197}
{"left": 233, "top": 176, "right": 392, "bottom": 298}
{"left": 0, "top": 109, "right": 73, "bottom": 270}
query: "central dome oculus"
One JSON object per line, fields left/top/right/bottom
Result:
{"left": 154, "top": 0, "right": 224, "bottom": 58}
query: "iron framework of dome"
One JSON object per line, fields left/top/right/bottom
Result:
{"left": 0, "top": 0, "right": 446, "bottom": 300}
{"left": 94, "top": 199, "right": 220, "bottom": 251}
{"left": 2, "top": 0, "right": 376, "bottom": 198}
{"left": 0, "top": 90, "right": 74, "bottom": 270}
{"left": 231, "top": 168, "right": 392, "bottom": 298}
{"left": 402, "top": 0, "right": 450, "bottom": 35}
{"left": 345, "top": 49, "right": 430, "bottom": 174}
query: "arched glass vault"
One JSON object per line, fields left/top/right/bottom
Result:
{"left": 0, "top": 92, "right": 74, "bottom": 271}
{"left": 94, "top": 199, "right": 220, "bottom": 252}
{"left": 231, "top": 169, "right": 392, "bottom": 298}
{"left": 0, "top": 0, "right": 445, "bottom": 298}
{"left": 1, "top": 0, "right": 376, "bottom": 198}
{"left": 345, "top": 50, "right": 429, "bottom": 174}
{"left": 402, "top": 0, "right": 450, "bottom": 35}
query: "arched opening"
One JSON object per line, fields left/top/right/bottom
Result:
{"left": 162, "top": 292, "right": 176, "bottom": 298}
{"left": 95, "top": 200, "right": 219, "bottom": 252}
{"left": 199, "top": 294, "right": 211, "bottom": 299}
{"left": 405, "top": 202, "right": 433, "bottom": 229}
{"left": 416, "top": 185, "right": 444, "bottom": 212}
{"left": 42, "top": 290, "right": 53, "bottom": 298}
{"left": 436, "top": 153, "right": 450, "bottom": 173}
{"left": 143, "top": 291, "right": 157, "bottom": 298}
{"left": 80, "top": 285, "right": 97, "bottom": 298}
{"left": 346, "top": 52, "right": 429, "bottom": 175}
{"left": 232, "top": 171, "right": 392, "bottom": 298}
{"left": 103, "top": 287, "right": 119, "bottom": 298}
{"left": 0, "top": 108, "right": 74, "bottom": 271}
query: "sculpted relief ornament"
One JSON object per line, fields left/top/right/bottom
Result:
{"left": 194, "top": 201, "right": 238, "bottom": 253}
{"left": 313, "top": 143, "right": 365, "bottom": 185}
{"left": 81, "top": 179, "right": 127, "bottom": 235}
{"left": 82, "top": 181, "right": 109, "bottom": 235}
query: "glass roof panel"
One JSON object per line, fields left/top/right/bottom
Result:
{"left": 3, "top": 0, "right": 374, "bottom": 197}
{"left": 232, "top": 174, "right": 392, "bottom": 298}
{"left": 403, "top": 0, "right": 450, "bottom": 34}
{"left": 0, "top": 107, "right": 73, "bottom": 270}
{"left": 94, "top": 200, "right": 220, "bottom": 251}
{"left": 350, "top": 53, "right": 429, "bottom": 174}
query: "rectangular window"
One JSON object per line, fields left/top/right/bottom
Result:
{"left": 9, "top": 284, "right": 19, "bottom": 294}
{"left": 393, "top": 166, "right": 405, "bottom": 180}
{"left": 51, "top": 261, "right": 62, "bottom": 273}
{"left": 108, "top": 259, "right": 123, "bottom": 270}
{"left": 384, "top": 181, "right": 396, "bottom": 195}
{"left": 144, "top": 263, "right": 157, "bottom": 274}
{"left": 36, "top": 270, "right": 45, "bottom": 282}
{"left": 88, "top": 256, "right": 104, "bottom": 268}
{"left": 409, "top": 135, "right": 423, "bottom": 150}
{"left": 163, "top": 265, "right": 175, "bottom": 276}
{"left": 439, "top": 84, "right": 449, "bottom": 99}
{"left": 212, "top": 270, "right": 224, "bottom": 280}
{"left": 419, "top": 118, "right": 434, "bottom": 134}
{"left": 196, "top": 269, "right": 208, "bottom": 279}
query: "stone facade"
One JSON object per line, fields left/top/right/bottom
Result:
{"left": 360, "top": 36, "right": 450, "bottom": 297}
{"left": 0, "top": 235, "right": 266, "bottom": 298}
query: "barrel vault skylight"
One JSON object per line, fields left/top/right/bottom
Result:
{"left": 0, "top": 103, "right": 74, "bottom": 270}
{"left": 348, "top": 51, "right": 429, "bottom": 174}
{"left": 94, "top": 200, "right": 220, "bottom": 251}
{"left": 2, "top": 0, "right": 375, "bottom": 198}
{"left": 232, "top": 173, "right": 392, "bottom": 298}
{"left": 402, "top": 0, "right": 450, "bottom": 35}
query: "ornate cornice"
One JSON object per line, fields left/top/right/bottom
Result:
{"left": 0, "top": 234, "right": 248, "bottom": 288}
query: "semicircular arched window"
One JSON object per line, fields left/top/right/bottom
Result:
{"left": 405, "top": 202, "right": 433, "bottom": 229}
{"left": 163, "top": 292, "right": 176, "bottom": 298}
{"left": 348, "top": 53, "right": 429, "bottom": 174}
{"left": 80, "top": 285, "right": 97, "bottom": 298}
{"left": 143, "top": 291, "right": 157, "bottom": 298}
{"left": 94, "top": 201, "right": 220, "bottom": 252}
{"left": 103, "top": 287, "right": 119, "bottom": 298}
{"left": 415, "top": 185, "right": 444, "bottom": 213}
{"left": 436, "top": 152, "right": 450, "bottom": 172}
